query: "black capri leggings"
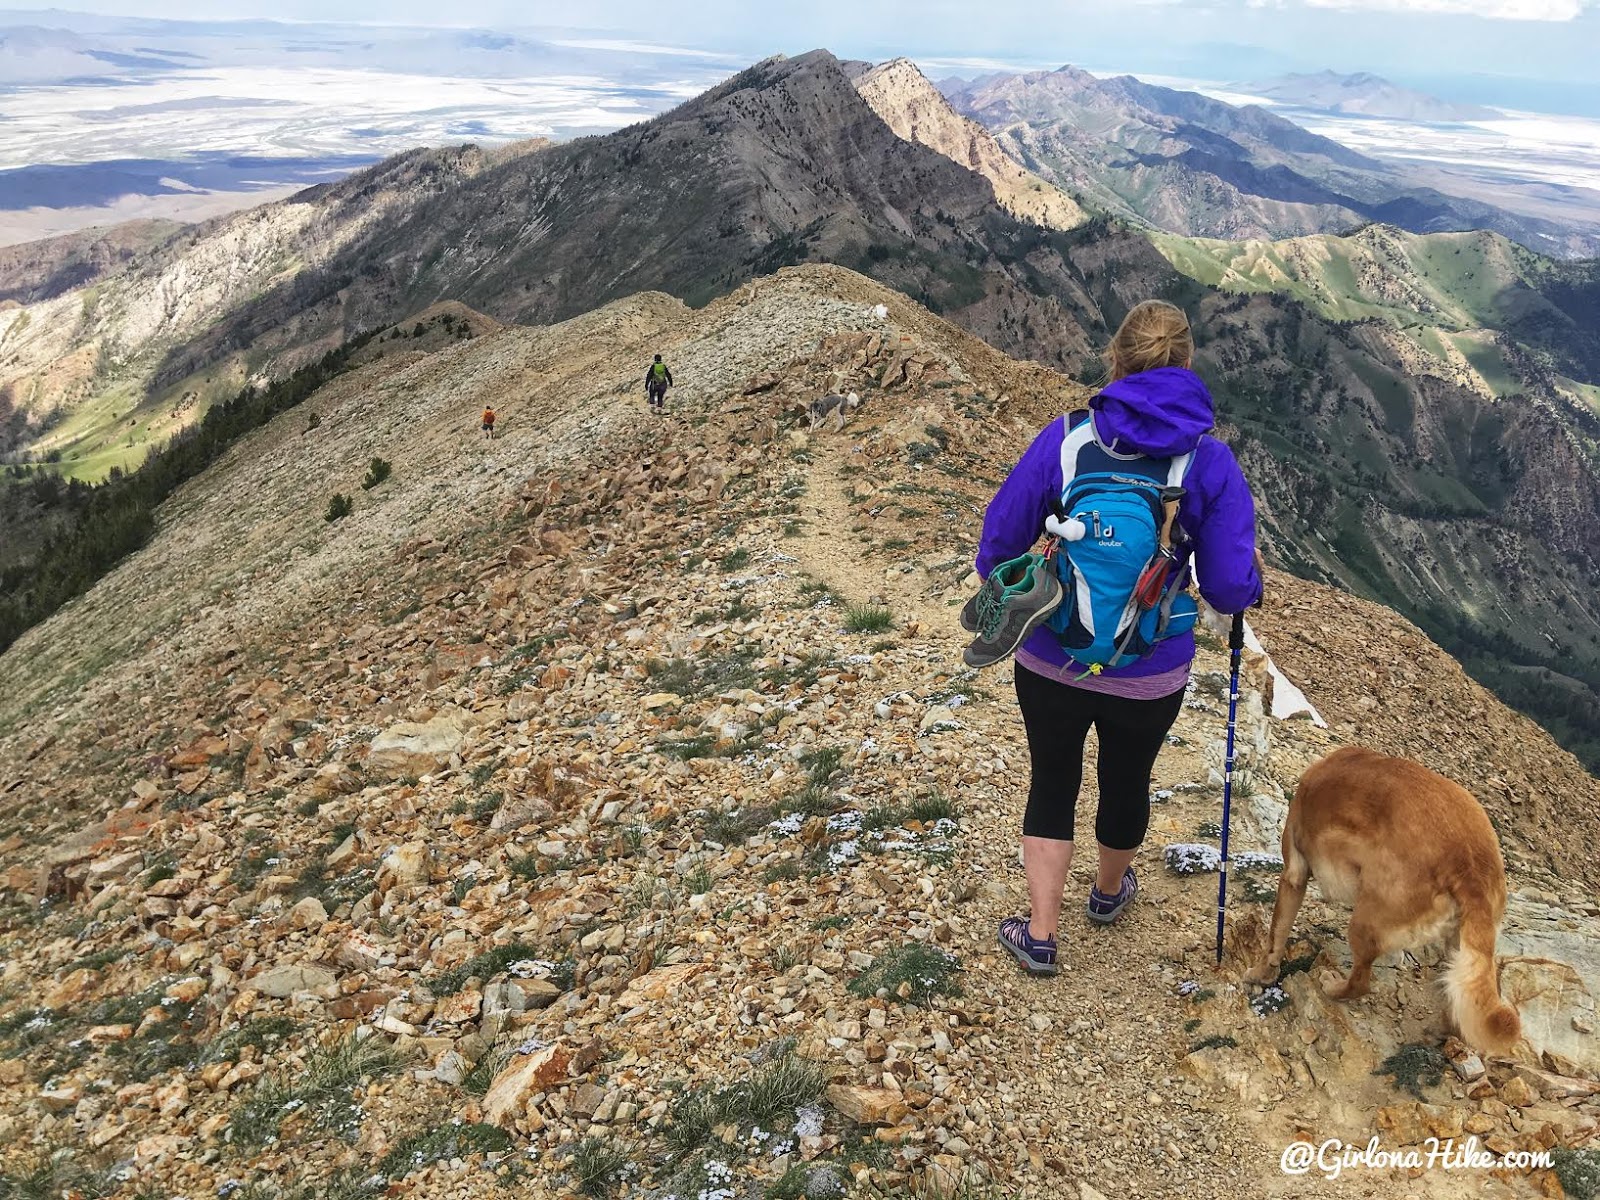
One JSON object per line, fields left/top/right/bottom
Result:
{"left": 1014, "top": 663, "right": 1185, "bottom": 851}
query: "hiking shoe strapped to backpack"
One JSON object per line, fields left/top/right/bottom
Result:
{"left": 961, "top": 553, "right": 1063, "bottom": 668}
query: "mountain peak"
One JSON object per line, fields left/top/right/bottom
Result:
{"left": 852, "top": 57, "right": 1086, "bottom": 231}
{"left": 1249, "top": 70, "right": 1497, "bottom": 121}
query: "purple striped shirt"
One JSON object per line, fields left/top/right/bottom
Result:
{"left": 1016, "top": 647, "right": 1190, "bottom": 700}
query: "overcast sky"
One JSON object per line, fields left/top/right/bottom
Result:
{"left": 19, "top": 0, "right": 1600, "bottom": 102}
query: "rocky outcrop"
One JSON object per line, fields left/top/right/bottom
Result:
{"left": 854, "top": 58, "right": 1085, "bottom": 231}
{"left": 943, "top": 65, "right": 1600, "bottom": 255}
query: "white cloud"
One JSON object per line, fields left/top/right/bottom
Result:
{"left": 1304, "top": 0, "right": 1585, "bottom": 19}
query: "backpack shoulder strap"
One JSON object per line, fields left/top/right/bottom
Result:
{"left": 1056, "top": 414, "right": 1098, "bottom": 490}
{"left": 1167, "top": 450, "right": 1194, "bottom": 488}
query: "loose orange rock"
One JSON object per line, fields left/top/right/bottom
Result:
{"left": 483, "top": 1043, "right": 574, "bottom": 1128}
{"left": 1500, "top": 1076, "right": 1538, "bottom": 1108}
{"left": 824, "top": 1083, "right": 909, "bottom": 1126}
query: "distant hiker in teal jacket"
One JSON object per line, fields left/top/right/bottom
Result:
{"left": 981, "top": 300, "right": 1264, "bottom": 975}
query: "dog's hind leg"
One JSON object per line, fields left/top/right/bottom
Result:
{"left": 1246, "top": 828, "right": 1310, "bottom": 984}
{"left": 1324, "top": 888, "right": 1413, "bottom": 1001}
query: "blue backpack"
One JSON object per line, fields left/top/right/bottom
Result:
{"left": 1043, "top": 412, "right": 1200, "bottom": 671}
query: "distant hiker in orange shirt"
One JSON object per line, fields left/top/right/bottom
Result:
{"left": 481, "top": 407, "right": 497, "bottom": 439}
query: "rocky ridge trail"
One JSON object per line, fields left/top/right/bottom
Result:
{"left": 0, "top": 264, "right": 1595, "bottom": 1199}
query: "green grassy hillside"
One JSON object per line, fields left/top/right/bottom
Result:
{"left": 1154, "top": 224, "right": 1600, "bottom": 396}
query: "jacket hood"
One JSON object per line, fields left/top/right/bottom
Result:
{"left": 1089, "top": 366, "right": 1215, "bottom": 457}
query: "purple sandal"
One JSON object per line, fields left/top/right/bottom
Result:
{"left": 998, "top": 916, "right": 1058, "bottom": 976}
{"left": 1087, "top": 867, "right": 1137, "bottom": 924}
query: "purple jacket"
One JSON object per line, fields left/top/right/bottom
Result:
{"left": 975, "top": 366, "right": 1263, "bottom": 679}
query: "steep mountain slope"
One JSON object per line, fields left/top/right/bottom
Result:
{"left": 1179, "top": 280, "right": 1600, "bottom": 767}
{"left": 0, "top": 266, "right": 1595, "bottom": 1200}
{"left": 1246, "top": 71, "right": 1499, "bottom": 122}
{"left": 941, "top": 66, "right": 1600, "bottom": 255}
{"left": 1155, "top": 224, "right": 1600, "bottom": 391}
{"left": 0, "top": 142, "right": 547, "bottom": 478}
{"left": 140, "top": 51, "right": 1123, "bottom": 399}
{"left": 0, "top": 218, "right": 184, "bottom": 307}
{"left": 852, "top": 58, "right": 1087, "bottom": 231}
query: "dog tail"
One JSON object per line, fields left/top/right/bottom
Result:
{"left": 1444, "top": 897, "right": 1521, "bottom": 1054}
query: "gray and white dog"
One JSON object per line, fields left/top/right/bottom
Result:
{"left": 807, "top": 391, "right": 861, "bottom": 432}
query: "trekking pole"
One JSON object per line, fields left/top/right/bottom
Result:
{"left": 1214, "top": 609, "right": 1246, "bottom": 967}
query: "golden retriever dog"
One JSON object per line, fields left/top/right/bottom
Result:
{"left": 1245, "top": 746, "right": 1521, "bottom": 1054}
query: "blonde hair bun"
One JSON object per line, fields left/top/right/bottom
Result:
{"left": 1106, "top": 300, "right": 1194, "bottom": 382}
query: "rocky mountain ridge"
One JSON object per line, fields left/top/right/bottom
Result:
{"left": 3, "top": 48, "right": 1600, "bottom": 775}
{"left": 0, "top": 141, "right": 546, "bottom": 478}
{"left": 939, "top": 65, "right": 1600, "bottom": 255}
{"left": 0, "top": 265, "right": 1596, "bottom": 1199}
{"left": 1244, "top": 71, "right": 1500, "bottom": 123}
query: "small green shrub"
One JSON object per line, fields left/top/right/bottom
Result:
{"left": 1373, "top": 1043, "right": 1448, "bottom": 1101}
{"left": 764, "top": 860, "right": 802, "bottom": 883}
{"left": 471, "top": 793, "right": 503, "bottom": 822}
{"left": 1552, "top": 1148, "right": 1600, "bottom": 1200}
{"left": 660, "top": 734, "right": 717, "bottom": 761}
{"left": 324, "top": 493, "right": 354, "bottom": 522}
{"left": 703, "top": 807, "right": 774, "bottom": 845}
{"left": 779, "top": 784, "right": 835, "bottom": 819}
{"left": 378, "top": 1121, "right": 511, "bottom": 1179}
{"left": 862, "top": 793, "right": 953, "bottom": 830}
{"left": 800, "top": 746, "right": 844, "bottom": 785}
{"left": 0, "top": 1147, "right": 115, "bottom": 1199}
{"left": 431, "top": 942, "right": 543, "bottom": 996}
{"left": 229, "top": 1034, "right": 402, "bottom": 1145}
{"left": 67, "top": 946, "right": 130, "bottom": 973}
{"left": 664, "top": 1050, "right": 824, "bottom": 1160}
{"left": 360, "top": 457, "right": 391, "bottom": 490}
{"left": 202, "top": 1016, "right": 297, "bottom": 1064}
{"left": 1279, "top": 952, "right": 1318, "bottom": 979}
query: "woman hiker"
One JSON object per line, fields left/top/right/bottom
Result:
{"left": 974, "top": 300, "right": 1263, "bottom": 975}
